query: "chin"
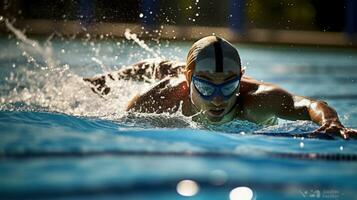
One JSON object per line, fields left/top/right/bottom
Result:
{"left": 206, "top": 111, "right": 226, "bottom": 122}
{"left": 207, "top": 116, "right": 224, "bottom": 122}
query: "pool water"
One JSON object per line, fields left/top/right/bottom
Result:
{"left": 1, "top": 25, "right": 357, "bottom": 200}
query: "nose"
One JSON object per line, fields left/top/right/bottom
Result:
{"left": 211, "top": 95, "right": 224, "bottom": 106}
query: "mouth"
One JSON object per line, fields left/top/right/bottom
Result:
{"left": 208, "top": 108, "right": 225, "bottom": 116}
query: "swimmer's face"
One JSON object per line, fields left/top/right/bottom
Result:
{"left": 189, "top": 70, "right": 240, "bottom": 122}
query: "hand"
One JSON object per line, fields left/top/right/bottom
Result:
{"left": 314, "top": 121, "right": 357, "bottom": 140}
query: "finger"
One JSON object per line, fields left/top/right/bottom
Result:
{"left": 340, "top": 128, "right": 357, "bottom": 140}
{"left": 340, "top": 131, "right": 349, "bottom": 140}
{"left": 345, "top": 129, "right": 357, "bottom": 139}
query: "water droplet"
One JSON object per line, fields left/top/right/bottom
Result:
{"left": 139, "top": 13, "right": 144, "bottom": 18}
{"left": 299, "top": 142, "right": 304, "bottom": 148}
{"left": 176, "top": 180, "right": 199, "bottom": 197}
{"left": 229, "top": 186, "right": 254, "bottom": 200}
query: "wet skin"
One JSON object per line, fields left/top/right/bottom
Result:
{"left": 126, "top": 67, "right": 357, "bottom": 139}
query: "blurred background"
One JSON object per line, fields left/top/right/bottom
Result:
{"left": 0, "top": 0, "right": 357, "bottom": 46}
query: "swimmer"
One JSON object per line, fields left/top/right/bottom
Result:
{"left": 84, "top": 36, "right": 357, "bottom": 139}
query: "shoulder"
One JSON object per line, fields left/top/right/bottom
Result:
{"left": 237, "top": 76, "right": 293, "bottom": 123}
{"left": 126, "top": 76, "right": 190, "bottom": 113}
{"left": 239, "top": 76, "right": 294, "bottom": 112}
{"left": 240, "top": 76, "right": 290, "bottom": 97}
{"left": 141, "top": 75, "right": 188, "bottom": 94}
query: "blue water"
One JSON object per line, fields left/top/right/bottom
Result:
{"left": 1, "top": 31, "right": 357, "bottom": 200}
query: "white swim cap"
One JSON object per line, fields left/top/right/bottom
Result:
{"left": 186, "top": 36, "right": 241, "bottom": 74}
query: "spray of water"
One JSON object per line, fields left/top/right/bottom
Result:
{"left": 5, "top": 19, "right": 57, "bottom": 69}
{"left": 124, "top": 29, "right": 162, "bottom": 59}
{"left": 0, "top": 19, "right": 201, "bottom": 129}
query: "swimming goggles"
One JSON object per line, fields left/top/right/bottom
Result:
{"left": 191, "top": 76, "right": 240, "bottom": 100}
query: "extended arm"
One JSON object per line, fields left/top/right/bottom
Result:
{"left": 83, "top": 59, "right": 184, "bottom": 96}
{"left": 267, "top": 87, "right": 357, "bottom": 139}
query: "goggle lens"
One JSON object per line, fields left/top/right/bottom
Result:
{"left": 221, "top": 79, "right": 239, "bottom": 96}
{"left": 192, "top": 79, "right": 215, "bottom": 96}
{"left": 192, "top": 76, "right": 240, "bottom": 99}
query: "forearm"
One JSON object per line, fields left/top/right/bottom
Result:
{"left": 308, "top": 101, "right": 342, "bottom": 126}
{"left": 276, "top": 95, "right": 342, "bottom": 126}
{"left": 275, "top": 94, "right": 354, "bottom": 139}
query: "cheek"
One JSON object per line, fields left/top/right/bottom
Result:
{"left": 191, "top": 87, "right": 209, "bottom": 109}
{"left": 226, "top": 95, "right": 238, "bottom": 107}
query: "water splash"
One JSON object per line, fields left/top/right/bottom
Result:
{"left": 1, "top": 20, "right": 135, "bottom": 118}
{"left": 124, "top": 29, "right": 162, "bottom": 58}
{"left": 5, "top": 19, "right": 57, "bottom": 69}
{"left": 0, "top": 19, "right": 202, "bottom": 130}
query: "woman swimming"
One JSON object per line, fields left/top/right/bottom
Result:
{"left": 84, "top": 36, "right": 357, "bottom": 139}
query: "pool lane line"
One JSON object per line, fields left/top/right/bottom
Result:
{"left": 1, "top": 149, "right": 357, "bottom": 162}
